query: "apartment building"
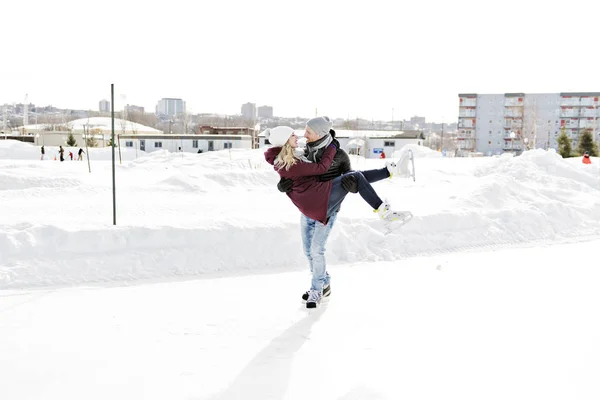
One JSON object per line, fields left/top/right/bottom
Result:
{"left": 457, "top": 92, "right": 600, "bottom": 155}
{"left": 156, "top": 98, "right": 185, "bottom": 117}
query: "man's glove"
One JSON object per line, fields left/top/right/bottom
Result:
{"left": 341, "top": 174, "right": 358, "bottom": 193}
{"left": 277, "top": 177, "right": 293, "bottom": 193}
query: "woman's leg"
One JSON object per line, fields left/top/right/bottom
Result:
{"left": 327, "top": 171, "right": 384, "bottom": 216}
{"left": 360, "top": 167, "right": 390, "bottom": 183}
{"left": 326, "top": 176, "right": 349, "bottom": 217}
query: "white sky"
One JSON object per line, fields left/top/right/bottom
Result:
{"left": 2, "top": 0, "right": 599, "bottom": 122}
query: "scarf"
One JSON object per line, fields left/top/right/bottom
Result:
{"left": 298, "top": 134, "right": 333, "bottom": 163}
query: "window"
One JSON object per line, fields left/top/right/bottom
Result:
{"left": 192, "top": 140, "right": 198, "bottom": 148}
{"left": 125, "top": 141, "right": 133, "bottom": 147}
{"left": 155, "top": 142, "right": 162, "bottom": 148}
{"left": 223, "top": 142, "right": 232, "bottom": 149}
{"left": 384, "top": 141, "right": 395, "bottom": 147}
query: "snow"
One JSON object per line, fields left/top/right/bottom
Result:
{"left": 1, "top": 140, "right": 600, "bottom": 399}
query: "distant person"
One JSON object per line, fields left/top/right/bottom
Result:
{"left": 78, "top": 148, "right": 85, "bottom": 161}
{"left": 69, "top": 151, "right": 73, "bottom": 161}
{"left": 40, "top": 145, "right": 45, "bottom": 160}
{"left": 58, "top": 146, "right": 65, "bottom": 162}
{"left": 582, "top": 151, "right": 592, "bottom": 164}
{"left": 380, "top": 151, "right": 386, "bottom": 159}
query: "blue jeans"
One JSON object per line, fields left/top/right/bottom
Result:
{"left": 300, "top": 211, "right": 338, "bottom": 292}
{"left": 327, "top": 168, "right": 390, "bottom": 218}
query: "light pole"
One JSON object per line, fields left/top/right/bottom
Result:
{"left": 593, "top": 103, "right": 598, "bottom": 145}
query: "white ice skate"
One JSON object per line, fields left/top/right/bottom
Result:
{"left": 375, "top": 200, "right": 413, "bottom": 235}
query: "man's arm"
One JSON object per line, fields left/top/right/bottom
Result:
{"left": 278, "top": 144, "right": 337, "bottom": 178}
{"left": 317, "top": 147, "right": 352, "bottom": 182}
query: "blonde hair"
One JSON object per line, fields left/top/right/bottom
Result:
{"left": 274, "top": 143, "right": 298, "bottom": 171}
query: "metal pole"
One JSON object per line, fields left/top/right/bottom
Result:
{"left": 85, "top": 126, "right": 91, "bottom": 173}
{"left": 441, "top": 122, "right": 444, "bottom": 152}
{"left": 118, "top": 134, "right": 122, "bottom": 165}
{"left": 111, "top": 84, "right": 116, "bottom": 225}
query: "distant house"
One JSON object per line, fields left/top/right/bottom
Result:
{"left": 118, "top": 134, "right": 253, "bottom": 153}
{"left": 14, "top": 117, "right": 162, "bottom": 147}
{"left": 196, "top": 126, "right": 259, "bottom": 148}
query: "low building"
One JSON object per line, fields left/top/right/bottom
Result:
{"left": 118, "top": 134, "right": 253, "bottom": 153}
{"left": 196, "top": 126, "right": 259, "bottom": 148}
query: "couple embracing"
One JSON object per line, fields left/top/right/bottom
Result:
{"left": 264, "top": 116, "right": 412, "bottom": 308}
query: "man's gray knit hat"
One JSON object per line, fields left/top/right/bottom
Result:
{"left": 306, "top": 116, "right": 333, "bottom": 138}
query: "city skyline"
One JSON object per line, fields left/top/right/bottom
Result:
{"left": 2, "top": 0, "right": 599, "bottom": 123}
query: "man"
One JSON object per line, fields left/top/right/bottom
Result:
{"left": 78, "top": 148, "right": 85, "bottom": 161}
{"left": 276, "top": 117, "right": 412, "bottom": 307}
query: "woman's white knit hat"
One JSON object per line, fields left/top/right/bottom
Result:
{"left": 266, "top": 126, "right": 295, "bottom": 146}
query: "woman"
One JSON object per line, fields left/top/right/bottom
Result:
{"left": 264, "top": 125, "right": 411, "bottom": 307}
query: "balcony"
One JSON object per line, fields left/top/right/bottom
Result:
{"left": 580, "top": 97, "right": 598, "bottom": 106}
{"left": 561, "top": 119, "right": 580, "bottom": 129}
{"left": 560, "top": 108, "right": 580, "bottom": 118}
{"left": 458, "top": 120, "right": 476, "bottom": 129}
{"left": 459, "top": 109, "right": 477, "bottom": 117}
{"left": 456, "top": 140, "right": 476, "bottom": 150}
{"left": 459, "top": 98, "right": 477, "bottom": 107}
{"left": 504, "top": 120, "right": 523, "bottom": 129}
{"left": 560, "top": 97, "right": 580, "bottom": 106}
{"left": 504, "top": 109, "right": 523, "bottom": 118}
{"left": 579, "top": 119, "right": 599, "bottom": 129}
{"left": 504, "top": 97, "right": 524, "bottom": 107}
{"left": 503, "top": 143, "right": 522, "bottom": 151}
{"left": 580, "top": 107, "right": 600, "bottom": 117}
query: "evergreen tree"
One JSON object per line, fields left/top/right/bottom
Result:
{"left": 66, "top": 132, "right": 77, "bottom": 147}
{"left": 86, "top": 136, "right": 98, "bottom": 148}
{"left": 577, "top": 129, "right": 599, "bottom": 157}
{"left": 557, "top": 127, "right": 572, "bottom": 158}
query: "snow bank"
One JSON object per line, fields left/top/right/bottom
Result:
{"left": 393, "top": 143, "right": 442, "bottom": 159}
{"left": 1, "top": 145, "right": 600, "bottom": 289}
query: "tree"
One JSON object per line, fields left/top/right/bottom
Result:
{"left": 577, "top": 128, "right": 599, "bottom": 157}
{"left": 557, "top": 127, "right": 572, "bottom": 158}
{"left": 66, "top": 132, "right": 77, "bottom": 146}
{"left": 86, "top": 136, "right": 98, "bottom": 148}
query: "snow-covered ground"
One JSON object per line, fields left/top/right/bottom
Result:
{"left": 1, "top": 140, "right": 600, "bottom": 399}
